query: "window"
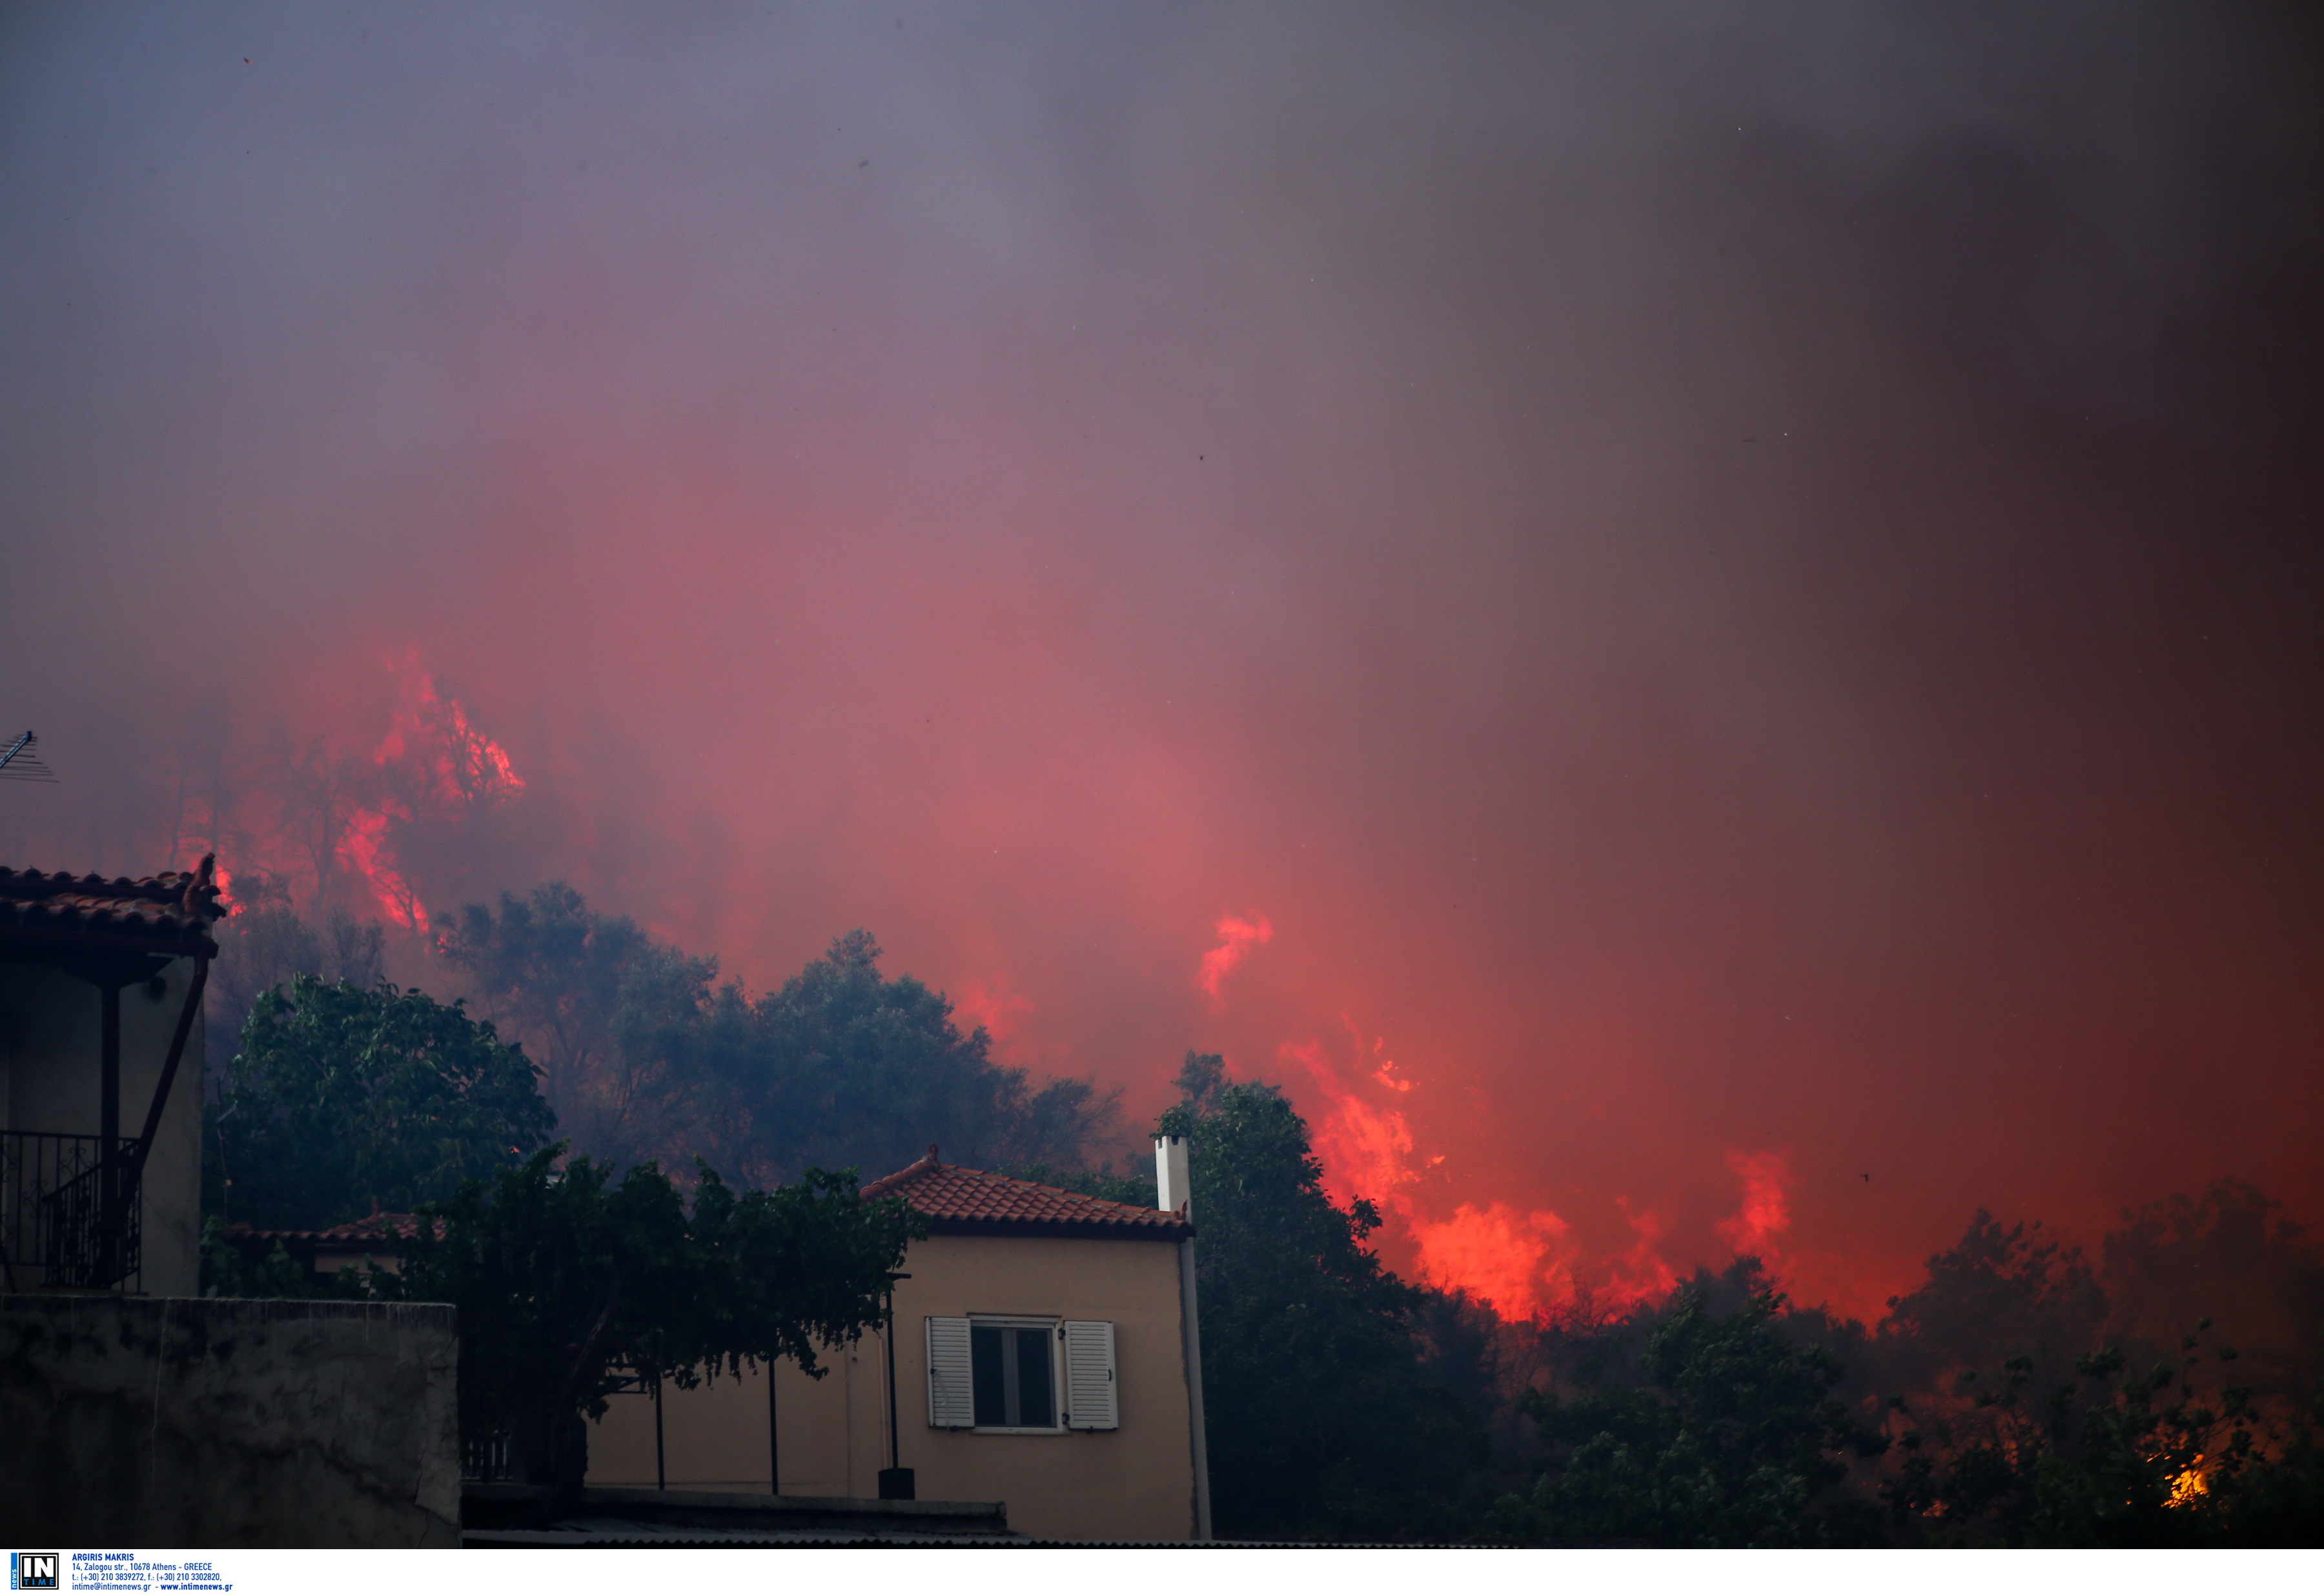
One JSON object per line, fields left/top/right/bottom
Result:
{"left": 972, "top": 1321, "right": 1054, "bottom": 1428}
{"left": 927, "top": 1316, "right": 1117, "bottom": 1431}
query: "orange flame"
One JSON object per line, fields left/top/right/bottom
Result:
{"left": 211, "top": 862, "right": 241, "bottom": 917}
{"left": 1289, "top": 1026, "right": 1574, "bottom": 1319}
{"left": 1286, "top": 1024, "right": 1824, "bottom": 1321}
{"left": 1285, "top": 1034, "right": 1417, "bottom": 1212}
{"left": 1197, "top": 914, "right": 1273, "bottom": 1004}
{"left": 1717, "top": 1148, "right": 1793, "bottom": 1261}
{"left": 2165, "top": 1458, "right": 2210, "bottom": 1509}
{"left": 953, "top": 977, "right": 1035, "bottom": 1051}
{"left": 337, "top": 662, "right": 526, "bottom": 931}
{"left": 1600, "top": 1198, "right": 1682, "bottom": 1310}
{"left": 1409, "top": 1201, "right": 1574, "bottom": 1320}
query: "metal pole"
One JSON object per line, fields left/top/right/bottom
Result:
{"left": 884, "top": 1286, "right": 900, "bottom": 1472}
{"left": 767, "top": 1354, "right": 779, "bottom": 1496}
{"left": 1180, "top": 1236, "right": 1214, "bottom": 1540}
{"left": 99, "top": 982, "right": 120, "bottom": 1149}
{"left": 99, "top": 981, "right": 121, "bottom": 1285}
{"left": 875, "top": 1271, "right": 912, "bottom": 1499}
{"left": 654, "top": 1374, "right": 666, "bottom": 1490}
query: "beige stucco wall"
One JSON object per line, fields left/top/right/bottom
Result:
{"left": 587, "top": 1228, "right": 1197, "bottom": 1541}
{"left": 0, "top": 953, "right": 205, "bottom": 1296}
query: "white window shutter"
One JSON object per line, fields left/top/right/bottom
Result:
{"left": 1063, "top": 1319, "right": 1118, "bottom": 1430}
{"left": 926, "top": 1317, "right": 975, "bottom": 1428}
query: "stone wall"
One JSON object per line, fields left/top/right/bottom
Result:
{"left": 0, "top": 1295, "right": 458, "bottom": 1547}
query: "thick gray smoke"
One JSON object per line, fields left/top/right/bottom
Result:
{"left": 3, "top": 3, "right": 2319, "bottom": 1309}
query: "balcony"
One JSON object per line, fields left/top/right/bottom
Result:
{"left": 0, "top": 1130, "right": 142, "bottom": 1292}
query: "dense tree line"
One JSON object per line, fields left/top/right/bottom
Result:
{"left": 1034, "top": 1062, "right": 2323, "bottom": 1546}
{"left": 1478, "top": 1186, "right": 2324, "bottom": 1545}
{"left": 437, "top": 886, "right": 1119, "bottom": 1179}
{"left": 205, "top": 879, "right": 1121, "bottom": 1190}
{"left": 198, "top": 884, "right": 2323, "bottom": 1543}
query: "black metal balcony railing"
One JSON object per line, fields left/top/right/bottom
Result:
{"left": 461, "top": 1431, "right": 513, "bottom": 1483}
{"left": 0, "top": 1130, "right": 142, "bottom": 1292}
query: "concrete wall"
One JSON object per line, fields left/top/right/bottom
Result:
{"left": 588, "top": 1229, "right": 1196, "bottom": 1541}
{"left": 0, "top": 1295, "right": 458, "bottom": 1547}
{"left": 0, "top": 955, "right": 205, "bottom": 1296}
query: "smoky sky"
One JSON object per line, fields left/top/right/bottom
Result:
{"left": 5, "top": 3, "right": 2320, "bottom": 1314}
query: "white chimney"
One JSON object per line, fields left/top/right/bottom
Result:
{"left": 1154, "top": 1133, "right": 1192, "bottom": 1219}
{"left": 1154, "top": 1131, "right": 1210, "bottom": 1539}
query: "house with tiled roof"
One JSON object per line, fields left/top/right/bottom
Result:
{"left": 0, "top": 858, "right": 225, "bottom": 1295}
{"left": 216, "top": 1210, "right": 439, "bottom": 1281}
{"left": 586, "top": 1138, "right": 1214, "bottom": 1542}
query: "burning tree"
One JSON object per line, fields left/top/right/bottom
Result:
{"left": 1157, "top": 1052, "right": 1491, "bottom": 1542}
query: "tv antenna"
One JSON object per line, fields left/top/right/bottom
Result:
{"left": 0, "top": 731, "right": 58, "bottom": 782}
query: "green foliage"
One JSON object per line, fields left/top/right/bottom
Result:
{"left": 378, "top": 1145, "right": 922, "bottom": 1499}
{"left": 691, "top": 928, "right": 1120, "bottom": 1182}
{"left": 2097, "top": 1181, "right": 2324, "bottom": 1411}
{"left": 1861, "top": 1187, "right": 2324, "bottom": 1545}
{"left": 436, "top": 882, "right": 717, "bottom": 1166}
{"left": 1494, "top": 1267, "right": 1886, "bottom": 1547}
{"left": 196, "top": 1214, "right": 371, "bottom": 1300}
{"left": 205, "top": 888, "right": 389, "bottom": 1075}
{"left": 1879, "top": 1324, "right": 2324, "bottom": 1545}
{"left": 1159, "top": 1052, "right": 1489, "bottom": 1542}
{"left": 1875, "top": 1210, "right": 2110, "bottom": 1413}
{"left": 205, "top": 973, "right": 556, "bottom": 1228}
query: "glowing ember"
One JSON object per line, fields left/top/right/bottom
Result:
{"left": 2164, "top": 1458, "right": 2209, "bottom": 1509}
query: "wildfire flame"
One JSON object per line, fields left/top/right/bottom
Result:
{"left": 1286, "top": 1032, "right": 1417, "bottom": 1211}
{"left": 1288, "top": 1024, "right": 1575, "bottom": 1319}
{"left": 2165, "top": 1457, "right": 2210, "bottom": 1509}
{"left": 1197, "top": 914, "right": 1273, "bottom": 1005}
{"left": 1410, "top": 1201, "right": 1575, "bottom": 1320}
{"left": 338, "top": 665, "right": 526, "bottom": 931}
{"left": 953, "top": 977, "right": 1035, "bottom": 1050}
{"left": 1600, "top": 1198, "right": 1682, "bottom": 1310}
{"left": 1716, "top": 1148, "right": 1793, "bottom": 1262}
{"left": 1284, "top": 1007, "right": 1807, "bottom": 1321}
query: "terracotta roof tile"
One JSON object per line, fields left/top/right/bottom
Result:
{"left": 864, "top": 1149, "right": 1190, "bottom": 1241}
{"left": 227, "top": 1213, "right": 436, "bottom": 1250}
{"left": 0, "top": 857, "right": 227, "bottom": 955}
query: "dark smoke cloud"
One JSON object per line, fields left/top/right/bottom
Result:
{"left": 4, "top": 3, "right": 2319, "bottom": 1313}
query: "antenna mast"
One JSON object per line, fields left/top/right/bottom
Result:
{"left": 0, "top": 731, "right": 59, "bottom": 782}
